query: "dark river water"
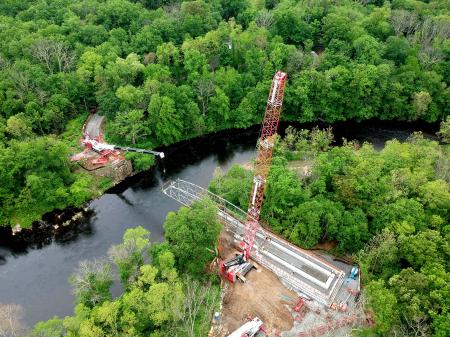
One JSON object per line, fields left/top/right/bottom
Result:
{"left": 0, "top": 121, "right": 438, "bottom": 326}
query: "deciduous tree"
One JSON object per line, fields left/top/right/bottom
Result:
{"left": 70, "top": 259, "right": 113, "bottom": 308}
{"left": 164, "top": 200, "right": 222, "bottom": 277}
{"left": 108, "top": 226, "right": 151, "bottom": 286}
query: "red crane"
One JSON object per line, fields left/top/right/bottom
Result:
{"left": 221, "top": 71, "right": 287, "bottom": 282}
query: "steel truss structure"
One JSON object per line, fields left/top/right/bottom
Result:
{"left": 162, "top": 179, "right": 345, "bottom": 306}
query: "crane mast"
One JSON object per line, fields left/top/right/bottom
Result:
{"left": 242, "top": 71, "right": 287, "bottom": 260}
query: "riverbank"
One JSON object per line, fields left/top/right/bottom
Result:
{"left": 0, "top": 118, "right": 440, "bottom": 244}
{"left": 0, "top": 121, "right": 442, "bottom": 326}
{"left": 0, "top": 125, "right": 258, "bottom": 325}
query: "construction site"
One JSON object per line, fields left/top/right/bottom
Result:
{"left": 162, "top": 179, "right": 367, "bottom": 337}
{"left": 70, "top": 114, "right": 164, "bottom": 182}
{"left": 161, "top": 72, "right": 370, "bottom": 337}
{"left": 69, "top": 71, "right": 369, "bottom": 336}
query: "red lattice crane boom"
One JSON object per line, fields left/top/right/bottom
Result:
{"left": 220, "top": 71, "right": 287, "bottom": 283}
{"left": 242, "top": 70, "right": 287, "bottom": 260}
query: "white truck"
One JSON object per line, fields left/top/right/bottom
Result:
{"left": 227, "top": 317, "right": 264, "bottom": 337}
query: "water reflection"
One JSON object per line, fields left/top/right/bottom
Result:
{"left": 0, "top": 121, "right": 438, "bottom": 326}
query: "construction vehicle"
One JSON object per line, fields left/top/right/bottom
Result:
{"left": 293, "top": 298, "right": 305, "bottom": 312}
{"left": 220, "top": 71, "right": 287, "bottom": 282}
{"left": 71, "top": 133, "right": 164, "bottom": 167}
{"left": 227, "top": 317, "right": 264, "bottom": 337}
{"left": 221, "top": 253, "right": 246, "bottom": 282}
{"left": 82, "top": 133, "right": 164, "bottom": 158}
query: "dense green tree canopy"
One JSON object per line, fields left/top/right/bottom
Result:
{"left": 210, "top": 128, "right": 450, "bottom": 336}
{"left": 0, "top": 136, "right": 96, "bottom": 227}
{"left": 0, "top": 0, "right": 448, "bottom": 228}
{"left": 164, "top": 200, "right": 222, "bottom": 277}
{"left": 0, "top": 0, "right": 449, "bottom": 333}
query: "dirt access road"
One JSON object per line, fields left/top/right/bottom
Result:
{"left": 220, "top": 267, "right": 296, "bottom": 336}
{"left": 84, "top": 114, "right": 104, "bottom": 138}
{"left": 217, "top": 234, "right": 296, "bottom": 336}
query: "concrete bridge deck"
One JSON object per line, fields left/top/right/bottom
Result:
{"left": 162, "top": 179, "right": 346, "bottom": 307}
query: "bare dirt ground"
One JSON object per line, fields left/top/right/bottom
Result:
{"left": 240, "top": 159, "right": 313, "bottom": 179}
{"left": 220, "top": 266, "right": 296, "bottom": 335}
{"left": 312, "top": 241, "right": 337, "bottom": 252}
{"left": 212, "top": 231, "right": 368, "bottom": 337}
{"left": 216, "top": 234, "right": 297, "bottom": 336}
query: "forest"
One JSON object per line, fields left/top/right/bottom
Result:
{"left": 210, "top": 126, "right": 450, "bottom": 336}
{"left": 0, "top": 0, "right": 449, "bottom": 336}
{"left": 0, "top": 0, "right": 449, "bottom": 228}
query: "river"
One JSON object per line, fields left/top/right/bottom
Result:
{"left": 0, "top": 121, "right": 438, "bottom": 326}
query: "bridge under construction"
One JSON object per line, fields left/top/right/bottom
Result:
{"left": 162, "top": 178, "right": 348, "bottom": 308}
{"left": 162, "top": 72, "right": 362, "bottom": 336}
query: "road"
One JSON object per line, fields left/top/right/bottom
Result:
{"left": 84, "top": 114, "right": 104, "bottom": 138}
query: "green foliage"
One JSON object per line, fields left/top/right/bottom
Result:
{"left": 438, "top": 116, "right": 450, "bottom": 143}
{"left": 262, "top": 157, "right": 308, "bottom": 229}
{"left": 110, "top": 109, "right": 150, "bottom": 145}
{"left": 98, "top": 177, "right": 114, "bottom": 190}
{"left": 5, "top": 113, "right": 33, "bottom": 140}
{"left": 108, "top": 226, "right": 151, "bottom": 286}
{"left": 125, "top": 152, "right": 156, "bottom": 172}
{"left": 28, "top": 317, "right": 65, "bottom": 337}
{"left": 211, "top": 128, "right": 450, "bottom": 335}
{"left": 365, "top": 280, "right": 400, "bottom": 334}
{"left": 69, "top": 259, "right": 113, "bottom": 308}
{"left": 60, "top": 113, "right": 90, "bottom": 147}
{"left": 278, "top": 126, "right": 334, "bottom": 160}
{"left": 1, "top": 0, "right": 449, "bottom": 332}
{"left": 70, "top": 174, "right": 95, "bottom": 206}
{"left": 209, "top": 165, "right": 252, "bottom": 209}
{"left": 164, "top": 200, "right": 222, "bottom": 277}
{"left": 0, "top": 136, "right": 95, "bottom": 227}
{"left": 1, "top": 0, "right": 449, "bottom": 228}
{"left": 147, "top": 94, "right": 182, "bottom": 146}
{"left": 400, "top": 230, "right": 446, "bottom": 270}
{"left": 31, "top": 225, "right": 223, "bottom": 337}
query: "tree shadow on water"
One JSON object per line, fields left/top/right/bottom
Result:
{"left": 0, "top": 208, "right": 96, "bottom": 258}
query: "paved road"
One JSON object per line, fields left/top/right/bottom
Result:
{"left": 84, "top": 114, "right": 104, "bottom": 138}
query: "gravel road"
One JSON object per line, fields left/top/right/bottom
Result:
{"left": 84, "top": 114, "right": 104, "bottom": 138}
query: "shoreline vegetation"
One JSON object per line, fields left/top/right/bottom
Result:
{"left": 7, "top": 125, "right": 450, "bottom": 337}
{"left": 0, "top": 0, "right": 449, "bottom": 336}
{"left": 1, "top": 0, "right": 448, "bottom": 230}
{"left": 0, "top": 118, "right": 442, "bottom": 240}
{"left": 208, "top": 126, "right": 450, "bottom": 336}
